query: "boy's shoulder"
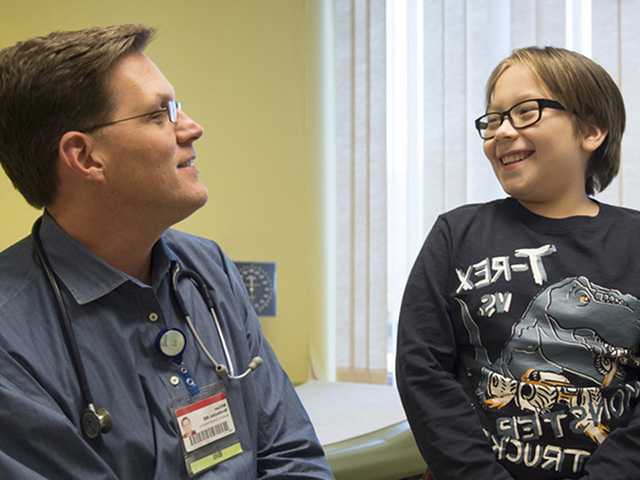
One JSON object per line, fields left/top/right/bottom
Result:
{"left": 601, "top": 201, "right": 640, "bottom": 219}
{"left": 441, "top": 198, "right": 506, "bottom": 217}
{"left": 438, "top": 198, "right": 512, "bottom": 226}
{"left": 439, "top": 198, "right": 640, "bottom": 228}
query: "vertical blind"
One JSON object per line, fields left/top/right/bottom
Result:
{"left": 333, "top": 0, "right": 640, "bottom": 383}
{"left": 334, "top": 0, "right": 388, "bottom": 383}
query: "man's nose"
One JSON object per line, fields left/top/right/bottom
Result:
{"left": 176, "top": 110, "right": 204, "bottom": 143}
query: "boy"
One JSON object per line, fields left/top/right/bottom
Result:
{"left": 396, "top": 46, "right": 640, "bottom": 479}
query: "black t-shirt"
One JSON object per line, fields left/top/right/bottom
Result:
{"left": 397, "top": 198, "right": 640, "bottom": 480}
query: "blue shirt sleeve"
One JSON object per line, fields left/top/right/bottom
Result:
{"left": 219, "top": 251, "right": 333, "bottom": 479}
{"left": 0, "top": 350, "right": 119, "bottom": 480}
{"left": 0, "top": 223, "right": 333, "bottom": 479}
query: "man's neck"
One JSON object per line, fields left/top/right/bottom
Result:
{"left": 47, "top": 207, "right": 165, "bottom": 285}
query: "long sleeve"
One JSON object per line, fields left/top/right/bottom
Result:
{"left": 223, "top": 255, "right": 333, "bottom": 479}
{"left": 565, "top": 403, "right": 640, "bottom": 480}
{"left": 0, "top": 353, "right": 119, "bottom": 480}
{"left": 253, "top": 335, "right": 333, "bottom": 479}
{"left": 395, "top": 217, "right": 513, "bottom": 480}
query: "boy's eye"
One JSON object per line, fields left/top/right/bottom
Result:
{"left": 484, "top": 115, "right": 501, "bottom": 130}
{"left": 513, "top": 102, "right": 538, "bottom": 118}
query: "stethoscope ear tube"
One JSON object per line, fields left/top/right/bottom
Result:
{"left": 33, "top": 218, "right": 261, "bottom": 441}
{"left": 169, "top": 262, "right": 264, "bottom": 381}
{"left": 171, "top": 265, "right": 216, "bottom": 315}
{"left": 32, "top": 217, "right": 111, "bottom": 440}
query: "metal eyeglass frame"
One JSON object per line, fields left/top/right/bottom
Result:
{"left": 80, "top": 100, "right": 181, "bottom": 133}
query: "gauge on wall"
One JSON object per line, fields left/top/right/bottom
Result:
{"left": 234, "top": 262, "right": 277, "bottom": 317}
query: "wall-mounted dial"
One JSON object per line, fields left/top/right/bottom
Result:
{"left": 235, "top": 262, "right": 276, "bottom": 317}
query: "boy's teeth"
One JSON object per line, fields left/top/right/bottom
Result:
{"left": 501, "top": 152, "right": 530, "bottom": 165}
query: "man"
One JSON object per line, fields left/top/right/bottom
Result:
{"left": 0, "top": 24, "right": 332, "bottom": 479}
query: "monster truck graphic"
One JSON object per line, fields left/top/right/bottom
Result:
{"left": 456, "top": 276, "right": 640, "bottom": 444}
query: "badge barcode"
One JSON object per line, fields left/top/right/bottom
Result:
{"left": 189, "top": 421, "right": 231, "bottom": 447}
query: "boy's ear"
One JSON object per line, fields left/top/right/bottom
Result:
{"left": 581, "top": 123, "right": 608, "bottom": 154}
{"left": 58, "top": 131, "right": 105, "bottom": 181}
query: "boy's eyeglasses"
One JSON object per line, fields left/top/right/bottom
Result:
{"left": 80, "top": 100, "right": 181, "bottom": 133}
{"left": 474, "top": 98, "right": 566, "bottom": 140}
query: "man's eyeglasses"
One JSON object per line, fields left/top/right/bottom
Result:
{"left": 474, "top": 98, "right": 566, "bottom": 140}
{"left": 80, "top": 100, "right": 181, "bottom": 133}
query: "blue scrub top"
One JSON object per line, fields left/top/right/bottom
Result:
{"left": 0, "top": 214, "right": 332, "bottom": 479}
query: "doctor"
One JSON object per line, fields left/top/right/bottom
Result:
{"left": 0, "top": 24, "right": 332, "bottom": 479}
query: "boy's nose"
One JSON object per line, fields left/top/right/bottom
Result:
{"left": 494, "top": 116, "right": 518, "bottom": 140}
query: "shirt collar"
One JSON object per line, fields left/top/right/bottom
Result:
{"left": 39, "top": 213, "right": 176, "bottom": 305}
{"left": 150, "top": 235, "right": 178, "bottom": 291}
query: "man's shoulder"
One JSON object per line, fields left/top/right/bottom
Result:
{"left": 160, "top": 229, "right": 250, "bottom": 317}
{"left": 162, "top": 228, "right": 225, "bottom": 264}
{"left": 0, "top": 236, "right": 38, "bottom": 310}
{"left": 161, "top": 229, "right": 238, "bottom": 285}
{"left": 162, "top": 229, "right": 223, "bottom": 259}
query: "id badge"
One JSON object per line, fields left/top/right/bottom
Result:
{"left": 172, "top": 384, "right": 243, "bottom": 477}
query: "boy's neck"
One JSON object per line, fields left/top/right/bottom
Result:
{"left": 518, "top": 195, "right": 599, "bottom": 219}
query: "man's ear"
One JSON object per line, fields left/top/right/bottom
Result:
{"left": 581, "top": 123, "right": 608, "bottom": 154}
{"left": 58, "top": 131, "right": 105, "bottom": 181}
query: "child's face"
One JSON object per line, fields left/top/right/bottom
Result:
{"left": 483, "top": 64, "right": 591, "bottom": 205}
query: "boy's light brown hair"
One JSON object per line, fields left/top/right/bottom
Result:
{"left": 485, "top": 46, "right": 625, "bottom": 196}
{"left": 0, "top": 24, "right": 155, "bottom": 208}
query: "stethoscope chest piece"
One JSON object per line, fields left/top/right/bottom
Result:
{"left": 82, "top": 405, "right": 112, "bottom": 440}
{"left": 31, "top": 217, "right": 264, "bottom": 443}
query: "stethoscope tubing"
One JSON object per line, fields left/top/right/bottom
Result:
{"left": 171, "top": 263, "right": 243, "bottom": 379}
{"left": 31, "top": 216, "right": 262, "bottom": 439}
{"left": 32, "top": 218, "right": 97, "bottom": 409}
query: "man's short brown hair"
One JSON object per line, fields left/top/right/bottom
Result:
{"left": 0, "top": 24, "right": 155, "bottom": 208}
{"left": 485, "top": 46, "right": 626, "bottom": 196}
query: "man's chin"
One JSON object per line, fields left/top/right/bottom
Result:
{"left": 164, "top": 192, "right": 209, "bottom": 227}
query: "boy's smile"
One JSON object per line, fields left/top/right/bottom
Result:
{"left": 499, "top": 149, "right": 535, "bottom": 168}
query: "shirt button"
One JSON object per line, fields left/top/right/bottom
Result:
{"left": 170, "top": 375, "right": 180, "bottom": 386}
{"left": 148, "top": 312, "right": 159, "bottom": 322}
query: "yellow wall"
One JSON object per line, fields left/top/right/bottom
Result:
{"left": 0, "top": 0, "right": 324, "bottom": 384}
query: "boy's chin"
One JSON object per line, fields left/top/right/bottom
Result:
{"left": 499, "top": 182, "right": 527, "bottom": 200}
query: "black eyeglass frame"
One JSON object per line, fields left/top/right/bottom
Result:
{"left": 474, "top": 98, "right": 566, "bottom": 140}
{"left": 80, "top": 100, "right": 181, "bottom": 133}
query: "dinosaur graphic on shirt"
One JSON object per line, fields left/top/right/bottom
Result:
{"left": 456, "top": 276, "right": 640, "bottom": 443}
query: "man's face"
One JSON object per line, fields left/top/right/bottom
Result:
{"left": 482, "top": 64, "right": 590, "bottom": 206}
{"left": 91, "top": 52, "right": 207, "bottom": 227}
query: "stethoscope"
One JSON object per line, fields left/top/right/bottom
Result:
{"left": 31, "top": 217, "right": 262, "bottom": 440}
